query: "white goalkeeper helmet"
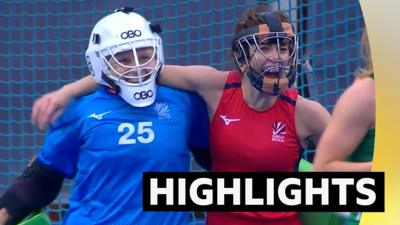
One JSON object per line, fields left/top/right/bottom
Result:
{"left": 85, "top": 7, "right": 164, "bottom": 107}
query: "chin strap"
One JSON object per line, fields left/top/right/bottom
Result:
{"left": 155, "top": 63, "right": 164, "bottom": 83}
{"left": 245, "top": 67, "right": 289, "bottom": 95}
{"left": 262, "top": 76, "right": 289, "bottom": 95}
{"left": 101, "top": 72, "right": 120, "bottom": 94}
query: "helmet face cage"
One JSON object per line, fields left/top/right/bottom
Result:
{"left": 233, "top": 31, "right": 298, "bottom": 82}
{"left": 99, "top": 37, "right": 162, "bottom": 87}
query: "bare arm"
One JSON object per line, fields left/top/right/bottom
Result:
{"left": 313, "top": 78, "right": 375, "bottom": 171}
{"left": 159, "top": 65, "right": 228, "bottom": 116}
{"left": 160, "top": 65, "right": 227, "bottom": 93}
{"left": 31, "top": 75, "right": 98, "bottom": 131}
{"left": 295, "top": 96, "right": 331, "bottom": 149}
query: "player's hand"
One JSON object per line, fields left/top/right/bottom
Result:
{"left": 31, "top": 89, "right": 71, "bottom": 131}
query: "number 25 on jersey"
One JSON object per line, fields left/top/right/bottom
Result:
{"left": 118, "top": 121, "right": 155, "bottom": 145}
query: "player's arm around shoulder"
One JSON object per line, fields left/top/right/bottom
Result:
{"left": 46, "top": 94, "right": 90, "bottom": 134}
{"left": 160, "top": 65, "right": 228, "bottom": 109}
{"left": 31, "top": 75, "right": 98, "bottom": 131}
{"left": 295, "top": 95, "right": 331, "bottom": 148}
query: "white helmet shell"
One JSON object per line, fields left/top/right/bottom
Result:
{"left": 85, "top": 9, "right": 164, "bottom": 107}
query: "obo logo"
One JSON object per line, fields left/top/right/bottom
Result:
{"left": 120, "top": 30, "right": 142, "bottom": 39}
{"left": 134, "top": 90, "right": 153, "bottom": 100}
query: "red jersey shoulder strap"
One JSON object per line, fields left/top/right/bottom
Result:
{"left": 278, "top": 88, "right": 298, "bottom": 106}
{"left": 223, "top": 71, "right": 242, "bottom": 89}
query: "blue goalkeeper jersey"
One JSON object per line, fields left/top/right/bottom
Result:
{"left": 38, "top": 85, "right": 209, "bottom": 225}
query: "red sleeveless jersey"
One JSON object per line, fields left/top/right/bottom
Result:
{"left": 208, "top": 71, "right": 302, "bottom": 225}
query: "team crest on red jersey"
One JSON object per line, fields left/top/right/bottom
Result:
{"left": 272, "top": 121, "right": 286, "bottom": 143}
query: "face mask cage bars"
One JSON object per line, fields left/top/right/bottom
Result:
{"left": 98, "top": 37, "right": 162, "bottom": 86}
{"left": 233, "top": 32, "right": 298, "bottom": 78}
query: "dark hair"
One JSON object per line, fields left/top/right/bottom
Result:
{"left": 234, "top": 4, "right": 290, "bottom": 34}
{"left": 230, "top": 5, "right": 294, "bottom": 69}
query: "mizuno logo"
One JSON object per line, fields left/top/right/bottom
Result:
{"left": 88, "top": 111, "right": 112, "bottom": 120}
{"left": 219, "top": 115, "right": 240, "bottom": 125}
